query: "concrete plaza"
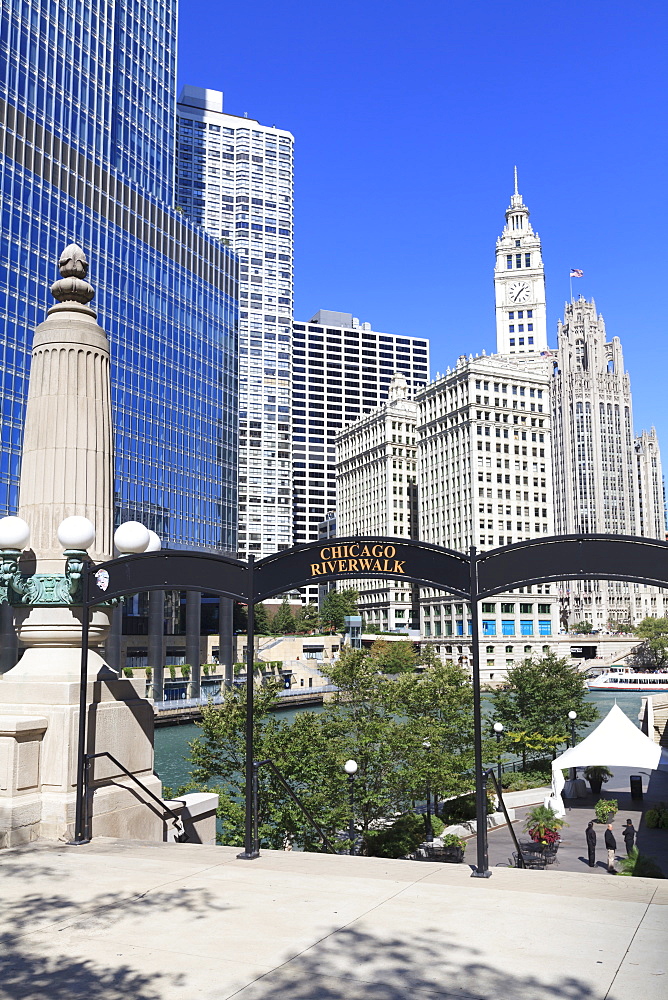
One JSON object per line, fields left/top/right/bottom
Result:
{"left": 1, "top": 832, "right": 666, "bottom": 1000}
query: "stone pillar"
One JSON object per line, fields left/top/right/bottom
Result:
{"left": 219, "top": 597, "right": 234, "bottom": 689}
{"left": 149, "top": 590, "right": 165, "bottom": 702}
{"left": 0, "top": 246, "right": 163, "bottom": 844}
{"left": 186, "top": 590, "right": 201, "bottom": 699}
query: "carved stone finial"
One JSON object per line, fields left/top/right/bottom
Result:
{"left": 50, "top": 243, "right": 95, "bottom": 305}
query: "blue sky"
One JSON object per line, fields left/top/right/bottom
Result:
{"left": 178, "top": 0, "right": 668, "bottom": 448}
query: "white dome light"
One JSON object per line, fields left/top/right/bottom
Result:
{"left": 114, "top": 521, "right": 150, "bottom": 555}
{"left": 145, "top": 530, "right": 162, "bottom": 552}
{"left": 57, "top": 516, "right": 96, "bottom": 550}
{"left": 0, "top": 516, "right": 31, "bottom": 551}
{"left": 343, "top": 759, "right": 358, "bottom": 775}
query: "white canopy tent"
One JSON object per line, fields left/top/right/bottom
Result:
{"left": 547, "top": 704, "right": 668, "bottom": 817}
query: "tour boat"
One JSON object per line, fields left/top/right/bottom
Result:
{"left": 587, "top": 667, "right": 668, "bottom": 692}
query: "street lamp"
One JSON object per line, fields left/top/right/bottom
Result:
{"left": 568, "top": 710, "right": 577, "bottom": 781}
{"left": 422, "top": 739, "right": 433, "bottom": 842}
{"left": 343, "top": 759, "right": 358, "bottom": 855}
{"left": 493, "top": 722, "right": 504, "bottom": 790}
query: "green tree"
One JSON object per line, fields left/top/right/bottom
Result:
{"left": 232, "top": 601, "right": 248, "bottom": 632}
{"left": 634, "top": 617, "right": 668, "bottom": 666}
{"left": 272, "top": 596, "right": 295, "bottom": 636}
{"left": 252, "top": 602, "right": 271, "bottom": 635}
{"left": 417, "top": 644, "right": 442, "bottom": 670}
{"left": 368, "top": 639, "right": 417, "bottom": 674}
{"left": 319, "top": 587, "right": 359, "bottom": 633}
{"left": 293, "top": 601, "right": 320, "bottom": 634}
{"left": 492, "top": 653, "right": 598, "bottom": 765}
{"left": 574, "top": 620, "right": 594, "bottom": 634}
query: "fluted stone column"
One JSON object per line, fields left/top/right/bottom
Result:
{"left": 0, "top": 247, "right": 162, "bottom": 845}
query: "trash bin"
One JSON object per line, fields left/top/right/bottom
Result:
{"left": 630, "top": 775, "right": 643, "bottom": 800}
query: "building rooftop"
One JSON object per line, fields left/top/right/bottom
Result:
{"left": 1, "top": 836, "right": 665, "bottom": 998}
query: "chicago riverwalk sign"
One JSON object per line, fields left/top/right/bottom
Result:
{"left": 79, "top": 533, "right": 668, "bottom": 873}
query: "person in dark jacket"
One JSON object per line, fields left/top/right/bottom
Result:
{"left": 605, "top": 824, "right": 617, "bottom": 872}
{"left": 585, "top": 821, "right": 596, "bottom": 867}
{"left": 623, "top": 819, "right": 636, "bottom": 855}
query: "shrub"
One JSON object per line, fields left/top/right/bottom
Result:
{"left": 501, "top": 769, "right": 551, "bottom": 791}
{"left": 439, "top": 791, "right": 496, "bottom": 824}
{"left": 202, "top": 665, "right": 210, "bottom": 676}
{"left": 145, "top": 667, "right": 152, "bottom": 680}
{"left": 584, "top": 765, "right": 613, "bottom": 784}
{"left": 595, "top": 798, "right": 618, "bottom": 823}
{"left": 524, "top": 804, "right": 565, "bottom": 845}
{"left": 181, "top": 664, "right": 191, "bottom": 680}
{"left": 441, "top": 833, "right": 466, "bottom": 851}
{"left": 645, "top": 803, "right": 668, "bottom": 829}
{"left": 122, "top": 667, "right": 134, "bottom": 678}
{"left": 364, "top": 813, "right": 425, "bottom": 859}
{"left": 619, "top": 847, "right": 664, "bottom": 879}
{"left": 168, "top": 665, "right": 176, "bottom": 680}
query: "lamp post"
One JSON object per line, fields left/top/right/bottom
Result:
{"left": 568, "top": 710, "right": 578, "bottom": 782}
{"left": 343, "top": 759, "right": 358, "bottom": 855}
{"left": 422, "top": 738, "right": 433, "bottom": 842}
{"left": 493, "top": 722, "right": 504, "bottom": 790}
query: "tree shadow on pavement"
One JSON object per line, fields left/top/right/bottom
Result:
{"left": 0, "top": 851, "right": 230, "bottom": 1000}
{"left": 228, "top": 924, "right": 614, "bottom": 1000}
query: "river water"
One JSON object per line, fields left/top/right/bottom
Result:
{"left": 153, "top": 690, "right": 644, "bottom": 791}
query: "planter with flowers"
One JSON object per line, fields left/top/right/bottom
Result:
{"left": 524, "top": 804, "right": 565, "bottom": 849}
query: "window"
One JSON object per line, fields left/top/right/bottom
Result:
{"left": 528, "top": 337, "right": 534, "bottom": 345}
{"left": 517, "top": 311, "right": 523, "bottom": 319}
{"left": 505, "top": 645, "right": 513, "bottom": 653}
{"left": 520, "top": 621, "right": 534, "bottom": 636}
{"left": 507, "top": 255, "right": 512, "bottom": 269}
{"left": 527, "top": 310, "right": 533, "bottom": 318}
{"left": 502, "top": 620, "right": 515, "bottom": 636}
{"left": 539, "top": 620, "right": 552, "bottom": 636}
{"left": 537, "top": 604, "right": 551, "bottom": 614}
{"left": 509, "top": 326, "right": 515, "bottom": 334}
{"left": 525, "top": 253, "right": 531, "bottom": 267}
{"left": 482, "top": 620, "right": 497, "bottom": 636}
{"left": 482, "top": 603, "right": 496, "bottom": 613}
{"left": 515, "top": 254, "right": 522, "bottom": 268}
{"left": 508, "top": 312, "right": 514, "bottom": 320}
{"left": 486, "top": 646, "right": 494, "bottom": 654}
{"left": 519, "top": 603, "right": 533, "bottom": 613}
{"left": 500, "top": 603, "right": 515, "bottom": 613}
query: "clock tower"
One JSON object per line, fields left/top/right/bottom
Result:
{"left": 494, "top": 169, "right": 547, "bottom": 356}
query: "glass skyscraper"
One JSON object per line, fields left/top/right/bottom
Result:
{"left": 0, "top": 0, "right": 238, "bottom": 553}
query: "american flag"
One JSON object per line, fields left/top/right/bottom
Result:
{"left": 570, "top": 268, "right": 584, "bottom": 277}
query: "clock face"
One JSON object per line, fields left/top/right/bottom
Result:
{"left": 508, "top": 281, "right": 530, "bottom": 303}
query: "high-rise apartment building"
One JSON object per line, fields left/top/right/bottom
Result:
{"left": 176, "top": 87, "right": 294, "bottom": 558}
{"left": 292, "top": 312, "right": 429, "bottom": 552}
{"left": 0, "top": 1, "right": 238, "bottom": 553}
{"left": 336, "top": 374, "right": 419, "bottom": 630}
{"left": 494, "top": 171, "right": 548, "bottom": 357}
{"left": 552, "top": 298, "right": 666, "bottom": 624}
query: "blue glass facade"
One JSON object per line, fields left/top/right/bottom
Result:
{"left": 0, "top": 0, "right": 238, "bottom": 552}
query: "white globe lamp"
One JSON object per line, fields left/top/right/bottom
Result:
{"left": 57, "top": 516, "right": 96, "bottom": 551}
{"left": 343, "top": 759, "right": 358, "bottom": 775}
{"left": 0, "top": 515, "right": 31, "bottom": 551}
{"left": 114, "top": 521, "right": 150, "bottom": 555}
{"left": 145, "top": 530, "right": 162, "bottom": 552}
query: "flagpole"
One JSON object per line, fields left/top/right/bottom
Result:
{"left": 569, "top": 273, "right": 573, "bottom": 302}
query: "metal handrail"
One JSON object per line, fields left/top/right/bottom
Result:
{"left": 253, "top": 758, "right": 337, "bottom": 855}
{"left": 485, "top": 768, "right": 526, "bottom": 869}
{"left": 83, "top": 751, "right": 187, "bottom": 844}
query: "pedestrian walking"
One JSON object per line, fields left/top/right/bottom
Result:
{"left": 623, "top": 819, "right": 636, "bottom": 855}
{"left": 604, "top": 823, "right": 617, "bottom": 873}
{"left": 585, "top": 820, "right": 596, "bottom": 867}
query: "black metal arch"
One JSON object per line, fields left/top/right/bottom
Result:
{"left": 477, "top": 534, "right": 668, "bottom": 598}
{"left": 76, "top": 531, "right": 668, "bottom": 878}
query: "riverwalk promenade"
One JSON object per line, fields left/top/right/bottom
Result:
{"left": 1, "top": 834, "right": 666, "bottom": 999}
